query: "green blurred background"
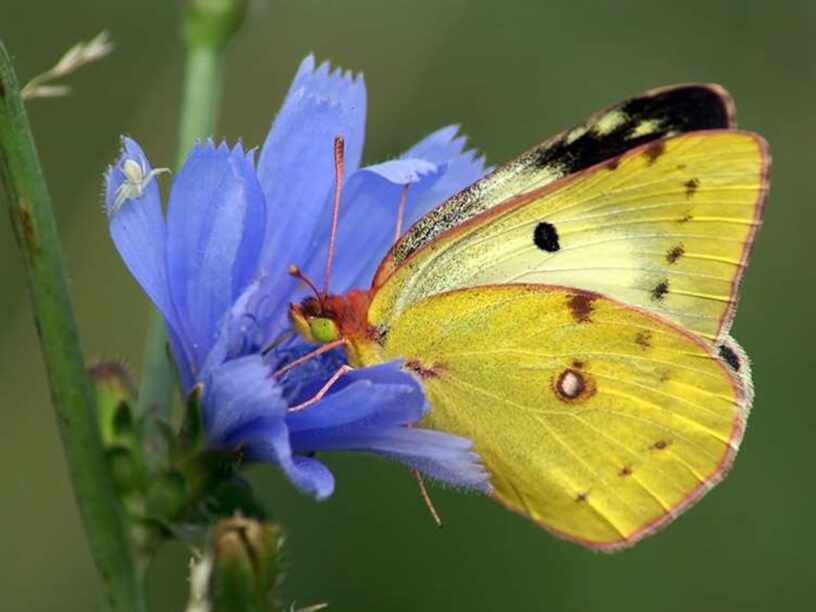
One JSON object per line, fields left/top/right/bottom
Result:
{"left": 2, "top": 1, "right": 814, "bottom": 610}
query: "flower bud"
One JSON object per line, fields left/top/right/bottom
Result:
{"left": 183, "top": 0, "right": 248, "bottom": 51}
{"left": 210, "top": 517, "right": 284, "bottom": 612}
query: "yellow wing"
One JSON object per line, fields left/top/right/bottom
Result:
{"left": 371, "top": 285, "right": 749, "bottom": 550}
{"left": 372, "top": 131, "right": 769, "bottom": 342}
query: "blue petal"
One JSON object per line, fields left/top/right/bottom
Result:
{"left": 361, "top": 157, "right": 439, "bottom": 184}
{"left": 254, "top": 55, "right": 367, "bottom": 326}
{"left": 272, "top": 339, "right": 348, "bottom": 406}
{"left": 401, "top": 125, "right": 488, "bottom": 228}
{"left": 106, "top": 138, "right": 180, "bottom": 336}
{"left": 166, "top": 142, "right": 267, "bottom": 374}
{"left": 297, "top": 425, "right": 490, "bottom": 491}
{"left": 203, "top": 354, "right": 286, "bottom": 446}
{"left": 200, "top": 279, "right": 268, "bottom": 380}
{"left": 242, "top": 420, "right": 336, "bottom": 500}
{"left": 371, "top": 428, "right": 491, "bottom": 491}
{"left": 286, "top": 361, "right": 426, "bottom": 436}
{"left": 283, "top": 361, "right": 490, "bottom": 491}
{"left": 204, "top": 354, "right": 335, "bottom": 499}
{"left": 304, "top": 127, "right": 488, "bottom": 292}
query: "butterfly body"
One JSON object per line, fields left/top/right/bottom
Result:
{"left": 290, "top": 84, "right": 769, "bottom": 549}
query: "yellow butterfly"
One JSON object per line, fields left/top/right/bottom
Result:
{"left": 290, "top": 84, "right": 770, "bottom": 550}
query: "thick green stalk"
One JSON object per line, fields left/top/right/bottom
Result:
{"left": 136, "top": 0, "right": 247, "bottom": 419}
{"left": 0, "top": 41, "right": 144, "bottom": 612}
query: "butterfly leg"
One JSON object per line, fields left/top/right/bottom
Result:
{"left": 272, "top": 339, "right": 347, "bottom": 378}
{"left": 412, "top": 468, "right": 443, "bottom": 528}
{"left": 287, "top": 365, "right": 354, "bottom": 413}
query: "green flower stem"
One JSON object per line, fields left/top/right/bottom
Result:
{"left": 137, "top": 0, "right": 247, "bottom": 419}
{"left": 0, "top": 41, "right": 144, "bottom": 612}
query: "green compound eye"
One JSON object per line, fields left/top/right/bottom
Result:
{"left": 309, "top": 317, "right": 339, "bottom": 343}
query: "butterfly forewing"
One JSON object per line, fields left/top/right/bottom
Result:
{"left": 370, "top": 130, "right": 768, "bottom": 341}
{"left": 378, "top": 84, "right": 736, "bottom": 282}
{"left": 375, "top": 285, "right": 749, "bottom": 549}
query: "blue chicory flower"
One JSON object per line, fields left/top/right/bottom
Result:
{"left": 105, "top": 55, "right": 491, "bottom": 500}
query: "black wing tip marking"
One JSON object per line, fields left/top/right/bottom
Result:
{"left": 532, "top": 84, "right": 735, "bottom": 176}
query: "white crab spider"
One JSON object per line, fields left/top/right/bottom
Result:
{"left": 111, "top": 158, "right": 170, "bottom": 214}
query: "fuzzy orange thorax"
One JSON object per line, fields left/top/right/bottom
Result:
{"left": 289, "top": 289, "right": 384, "bottom": 366}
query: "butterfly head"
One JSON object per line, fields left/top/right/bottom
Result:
{"left": 290, "top": 297, "right": 341, "bottom": 344}
{"left": 289, "top": 289, "right": 377, "bottom": 367}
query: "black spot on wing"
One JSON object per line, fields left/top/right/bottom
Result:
{"left": 533, "top": 222, "right": 560, "bottom": 252}
{"left": 666, "top": 245, "right": 685, "bottom": 264}
{"left": 719, "top": 344, "right": 741, "bottom": 372}
{"left": 651, "top": 280, "right": 670, "bottom": 301}
{"left": 684, "top": 177, "right": 700, "bottom": 198}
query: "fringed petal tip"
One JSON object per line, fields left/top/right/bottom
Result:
{"left": 360, "top": 157, "right": 439, "bottom": 185}
{"left": 406, "top": 124, "right": 488, "bottom": 170}
{"left": 296, "top": 53, "right": 365, "bottom": 104}
{"left": 370, "top": 428, "right": 492, "bottom": 492}
{"left": 183, "top": 138, "right": 253, "bottom": 166}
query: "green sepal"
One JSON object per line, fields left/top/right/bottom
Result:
{"left": 89, "top": 361, "right": 137, "bottom": 447}
{"left": 207, "top": 476, "right": 268, "bottom": 521}
{"left": 141, "top": 417, "right": 177, "bottom": 474}
{"left": 145, "top": 469, "right": 188, "bottom": 523}
{"left": 179, "top": 383, "right": 206, "bottom": 454}
{"left": 105, "top": 445, "right": 139, "bottom": 493}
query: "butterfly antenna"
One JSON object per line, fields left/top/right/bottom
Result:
{"left": 412, "top": 468, "right": 443, "bottom": 528}
{"left": 323, "top": 135, "right": 345, "bottom": 298}
{"left": 288, "top": 264, "right": 322, "bottom": 302}
{"left": 393, "top": 183, "right": 411, "bottom": 243}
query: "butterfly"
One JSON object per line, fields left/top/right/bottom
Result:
{"left": 290, "top": 84, "right": 769, "bottom": 550}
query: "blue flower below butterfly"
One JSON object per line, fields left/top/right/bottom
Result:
{"left": 105, "top": 55, "right": 491, "bottom": 499}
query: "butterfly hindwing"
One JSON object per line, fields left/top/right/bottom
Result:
{"left": 379, "top": 84, "right": 736, "bottom": 279}
{"left": 376, "top": 285, "right": 749, "bottom": 549}
{"left": 370, "top": 130, "right": 768, "bottom": 341}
